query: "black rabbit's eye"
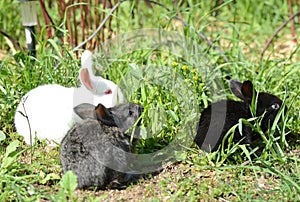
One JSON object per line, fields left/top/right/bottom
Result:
{"left": 271, "top": 103, "right": 280, "bottom": 110}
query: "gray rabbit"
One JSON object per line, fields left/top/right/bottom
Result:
{"left": 60, "top": 102, "right": 143, "bottom": 189}
{"left": 194, "top": 79, "right": 283, "bottom": 152}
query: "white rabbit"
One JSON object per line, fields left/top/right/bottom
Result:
{"left": 14, "top": 50, "right": 124, "bottom": 146}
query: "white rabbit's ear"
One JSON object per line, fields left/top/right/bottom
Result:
{"left": 95, "top": 104, "right": 117, "bottom": 126}
{"left": 74, "top": 103, "right": 97, "bottom": 120}
{"left": 80, "top": 50, "right": 95, "bottom": 91}
{"left": 80, "top": 68, "right": 94, "bottom": 91}
{"left": 81, "top": 50, "right": 93, "bottom": 70}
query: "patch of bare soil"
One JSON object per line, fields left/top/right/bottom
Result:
{"left": 71, "top": 162, "right": 205, "bottom": 202}
{"left": 261, "top": 34, "right": 299, "bottom": 62}
{"left": 66, "top": 160, "right": 285, "bottom": 202}
{"left": 0, "top": 50, "right": 8, "bottom": 60}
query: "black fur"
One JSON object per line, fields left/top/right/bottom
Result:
{"left": 194, "top": 79, "right": 283, "bottom": 152}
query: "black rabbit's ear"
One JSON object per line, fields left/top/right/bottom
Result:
{"left": 241, "top": 80, "right": 254, "bottom": 102}
{"left": 230, "top": 79, "right": 255, "bottom": 102}
{"left": 95, "top": 104, "right": 117, "bottom": 126}
{"left": 74, "top": 103, "right": 97, "bottom": 120}
{"left": 229, "top": 79, "right": 244, "bottom": 100}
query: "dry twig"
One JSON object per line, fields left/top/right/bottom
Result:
{"left": 0, "top": 29, "right": 21, "bottom": 51}
{"left": 261, "top": 9, "right": 300, "bottom": 59}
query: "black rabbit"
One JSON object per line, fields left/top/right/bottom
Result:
{"left": 60, "top": 102, "right": 143, "bottom": 189}
{"left": 194, "top": 79, "right": 283, "bottom": 152}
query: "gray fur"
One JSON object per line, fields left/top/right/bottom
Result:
{"left": 60, "top": 102, "right": 143, "bottom": 189}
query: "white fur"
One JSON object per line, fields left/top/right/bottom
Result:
{"left": 14, "top": 50, "right": 124, "bottom": 145}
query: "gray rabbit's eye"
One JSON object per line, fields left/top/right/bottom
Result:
{"left": 129, "top": 110, "right": 134, "bottom": 116}
{"left": 271, "top": 103, "right": 280, "bottom": 110}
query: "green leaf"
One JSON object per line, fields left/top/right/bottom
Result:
{"left": 60, "top": 171, "right": 78, "bottom": 194}
{"left": 128, "top": 63, "right": 143, "bottom": 79}
{"left": 5, "top": 140, "right": 19, "bottom": 158}
{"left": 1, "top": 156, "right": 15, "bottom": 170}
{"left": 238, "top": 144, "right": 252, "bottom": 163}
{"left": 141, "top": 85, "right": 147, "bottom": 102}
{"left": 47, "top": 39, "right": 62, "bottom": 58}
{"left": 41, "top": 173, "right": 61, "bottom": 184}
{"left": 53, "top": 189, "right": 68, "bottom": 202}
{"left": 94, "top": 194, "right": 109, "bottom": 201}
{"left": 139, "top": 125, "right": 147, "bottom": 139}
{"left": 0, "top": 130, "right": 6, "bottom": 141}
{"left": 0, "top": 85, "right": 7, "bottom": 95}
{"left": 167, "top": 110, "right": 179, "bottom": 122}
{"left": 238, "top": 118, "right": 243, "bottom": 135}
{"left": 201, "top": 92, "right": 208, "bottom": 108}
{"left": 1, "top": 141, "right": 19, "bottom": 172}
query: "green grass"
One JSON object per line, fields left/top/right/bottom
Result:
{"left": 1, "top": 0, "right": 300, "bottom": 201}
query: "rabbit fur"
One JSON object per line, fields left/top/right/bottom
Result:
{"left": 14, "top": 50, "right": 124, "bottom": 145}
{"left": 60, "top": 102, "right": 143, "bottom": 189}
{"left": 194, "top": 79, "right": 283, "bottom": 152}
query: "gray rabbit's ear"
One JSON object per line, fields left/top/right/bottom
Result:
{"left": 95, "top": 104, "right": 117, "bottom": 126}
{"left": 74, "top": 103, "right": 97, "bottom": 120}
{"left": 230, "top": 79, "right": 254, "bottom": 102}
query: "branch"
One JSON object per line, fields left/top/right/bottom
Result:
{"left": 39, "top": 0, "right": 55, "bottom": 38}
{"left": 288, "top": 0, "right": 297, "bottom": 43}
{"left": 72, "top": 0, "right": 124, "bottom": 52}
{"left": 0, "top": 29, "right": 21, "bottom": 51}
{"left": 261, "top": 9, "right": 300, "bottom": 59}
{"left": 56, "top": 0, "right": 228, "bottom": 68}
{"left": 20, "top": 96, "right": 34, "bottom": 163}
